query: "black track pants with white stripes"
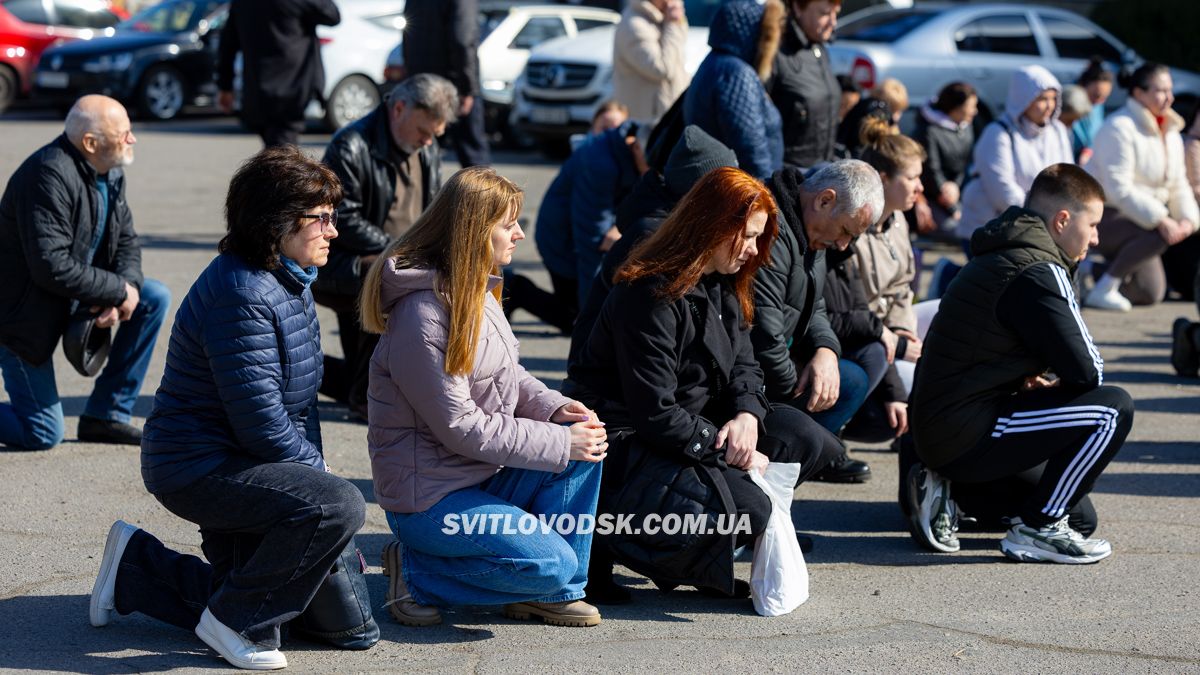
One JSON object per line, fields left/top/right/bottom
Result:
{"left": 937, "top": 385, "right": 1134, "bottom": 529}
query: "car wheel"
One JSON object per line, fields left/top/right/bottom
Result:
{"left": 326, "top": 75, "right": 379, "bottom": 131}
{"left": 139, "top": 65, "right": 186, "bottom": 120}
{"left": 0, "top": 65, "right": 16, "bottom": 115}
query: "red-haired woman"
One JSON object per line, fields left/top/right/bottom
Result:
{"left": 568, "top": 167, "right": 843, "bottom": 602}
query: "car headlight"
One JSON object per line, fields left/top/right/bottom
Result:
{"left": 82, "top": 52, "right": 133, "bottom": 73}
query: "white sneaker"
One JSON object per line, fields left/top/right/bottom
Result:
{"left": 1084, "top": 285, "right": 1132, "bottom": 312}
{"left": 195, "top": 608, "right": 288, "bottom": 670}
{"left": 1000, "top": 517, "right": 1112, "bottom": 564}
{"left": 90, "top": 520, "right": 137, "bottom": 627}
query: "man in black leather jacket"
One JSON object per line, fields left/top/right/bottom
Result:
{"left": 316, "top": 74, "right": 457, "bottom": 419}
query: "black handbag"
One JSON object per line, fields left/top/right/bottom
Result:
{"left": 62, "top": 313, "right": 112, "bottom": 377}
{"left": 290, "top": 537, "right": 380, "bottom": 650}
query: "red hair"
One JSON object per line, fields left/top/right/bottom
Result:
{"left": 616, "top": 167, "right": 778, "bottom": 325}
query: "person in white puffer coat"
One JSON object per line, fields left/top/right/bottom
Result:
{"left": 1085, "top": 63, "right": 1199, "bottom": 310}
{"left": 959, "top": 65, "right": 1074, "bottom": 245}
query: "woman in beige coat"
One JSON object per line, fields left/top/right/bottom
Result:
{"left": 612, "top": 0, "right": 689, "bottom": 125}
{"left": 1085, "top": 63, "right": 1199, "bottom": 309}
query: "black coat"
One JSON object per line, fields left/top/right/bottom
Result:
{"left": 402, "top": 0, "right": 480, "bottom": 97}
{"left": 769, "top": 17, "right": 839, "bottom": 170}
{"left": 0, "top": 135, "right": 143, "bottom": 366}
{"left": 914, "top": 112, "right": 974, "bottom": 200}
{"left": 566, "top": 171, "right": 674, "bottom": 369}
{"left": 315, "top": 105, "right": 441, "bottom": 297}
{"left": 569, "top": 275, "right": 769, "bottom": 594}
{"left": 217, "top": 0, "right": 340, "bottom": 127}
{"left": 751, "top": 167, "right": 841, "bottom": 401}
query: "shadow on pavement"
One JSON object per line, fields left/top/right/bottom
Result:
{"left": 1129, "top": 396, "right": 1200, "bottom": 413}
{"left": 58, "top": 395, "right": 155, "bottom": 418}
{"left": 1115, "top": 441, "right": 1200, "bottom": 464}
{"left": 138, "top": 234, "right": 219, "bottom": 251}
{"left": 1093, "top": 471, "right": 1200, "bottom": 498}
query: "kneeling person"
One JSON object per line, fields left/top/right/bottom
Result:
{"left": 909, "top": 164, "right": 1133, "bottom": 564}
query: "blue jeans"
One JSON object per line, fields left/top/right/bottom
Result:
{"left": 0, "top": 278, "right": 169, "bottom": 450}
{"left": 386, "top": 459, "right": 602, "bottom": 607}
{"left": 808, "top": 358, "right": 870, "bottom": 435}
{"left": 115, "top": 456, "right": 365, "bottom": 648}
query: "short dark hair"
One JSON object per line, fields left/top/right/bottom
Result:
{"left": 219, "top": 146, "right": 343, "bottom": 270}
{"left": 1025, "top": 163, "right": 1105, "bottom": 216}
{"left": 1078, "top": 56, "right": 1113, "bottom": 87}
{"left": 1118, "top": 62, "right": 1169, "bottom": 94}
{"left": 931, "top": 82, "right": 976, "bottom": 115}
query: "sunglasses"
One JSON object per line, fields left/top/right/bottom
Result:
{"left": 300, "top": 211, "right": 338, "bottom": 232}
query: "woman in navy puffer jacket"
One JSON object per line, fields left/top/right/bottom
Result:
{"left": 683, "top": 0, "right": 784, "bottom": 180}
{"left": 88, "top": 147, "right": 369, "bottom": 671}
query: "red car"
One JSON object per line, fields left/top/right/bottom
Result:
{"left": 1, "top": 0, "right": 127, "bottom": 112}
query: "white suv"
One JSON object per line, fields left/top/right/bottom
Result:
{"left": 511, "top": 0, "right": 910, "bottom": 153}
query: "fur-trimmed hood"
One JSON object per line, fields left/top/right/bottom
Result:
{"left": 707, "top": 0, "right": 783, "bottom": 81}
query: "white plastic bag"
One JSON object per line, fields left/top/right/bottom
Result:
{"left": 748, "top": 463, "right": 808, "bottom": 616}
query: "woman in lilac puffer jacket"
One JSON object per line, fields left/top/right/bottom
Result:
{"left": 359, "top": 167, "right": 608, "bottom": 629}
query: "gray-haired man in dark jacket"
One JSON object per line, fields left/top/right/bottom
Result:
{"left": 0, "top": 95, "right": 169, "bottom": 449}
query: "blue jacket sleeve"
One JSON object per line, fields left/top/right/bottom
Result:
{"left": 569, "top": 143, "right": 621, "bottom": 302}
{"left": 201, "top": 291, "right": 324, "bottom": 467}
{"left": 716, "top": 70, "right": 774, "bottom": 180}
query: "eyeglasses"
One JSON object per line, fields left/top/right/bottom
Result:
{"left": 301, "top": 211, "right": 338, "bottom": 232}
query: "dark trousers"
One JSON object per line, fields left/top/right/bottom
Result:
{"left": 934, "top": 385, "right": 1133, "bottom": 529}
{"left": 113, "top": 458, "right": 365, "bottom": 648}
{"left": 255, "top": 119, "right": 305, "bottom": 148}
{"left": 721, "top": 404, "right": 844, "bottom": 543}
{"left": 503, "top": 269, "right": 578, "bottom": 334}
{"left": 314, "top": 292, "right": 378, "bottom": 413}
{"left": 897, "top": 433, "right": 1099, "bottom": 536}
{"left": 449, "top": 99, "right": 491, "bottom": 167}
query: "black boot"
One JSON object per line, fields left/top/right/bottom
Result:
{"left": 1171, "top": 318, "right": 1200, "bottom": 377}
{"left": 813, "top": 451, "right": 871, "bottom": 483}
{"left": 584, "top": 542, "right": 631, "bottom": 605}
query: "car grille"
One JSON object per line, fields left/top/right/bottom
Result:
{"left": 523, "top": 93, "right": 602, "bottom": 106}
{"left": 525, "top": 62, "right": 597, "bottom": 90}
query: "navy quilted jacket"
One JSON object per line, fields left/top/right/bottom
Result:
{"left": 682, "top": 1, "right": 782, "bottom": 180}
{"left": 141, "top": 253, "right": 325, "bottom": 495}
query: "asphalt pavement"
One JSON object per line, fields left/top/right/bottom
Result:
{"left": 0, "top": 111, "right": 1197, "bottom": 673}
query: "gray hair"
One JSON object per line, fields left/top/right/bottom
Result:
{"left": 385, "top": 73, "right": 460, "bottom": 123}
{"left": 804, "top": 159, "right": 885, "bottom": 225}
{"left": 1061, "top": 84, "right": 1093, "bottom": 118}
{"left": 64, "top": 100, "right": 104, "bottom": 145}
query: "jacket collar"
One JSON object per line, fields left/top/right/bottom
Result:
{"left": 365, "top": 104, "right": 397, "bottom": 164}
{"left": 1126, "top": 96, "right": 1185, "bottom": 136}
{"left": 57, "top": 134, "right": 103, "bottom": 182}
{"left": 684, "top": 277, "right": 736, "bottom": 376}
{"left": 272, "top": 261, "right": 311, "bottom": 294}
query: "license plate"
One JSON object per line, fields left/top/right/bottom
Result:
{"left": 530, "top": 106, "right": 569, "bottom": 125}
{"left": 37, "top": 71, "right": 69, "bottom": 88}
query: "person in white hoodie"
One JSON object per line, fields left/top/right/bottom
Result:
{"left": 1085, "top": 63, "right": 1199, "bottom": 310}
{"left": 958, "top": 66, "right": 1074, "bottom": 245}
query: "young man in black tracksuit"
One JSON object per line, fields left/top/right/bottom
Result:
{"left": 909, "top": 164, "right": 1133, "bottom": 564}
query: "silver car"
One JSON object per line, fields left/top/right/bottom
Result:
{"left": 827, "top": 3, "right": 1200, "bottom": 123}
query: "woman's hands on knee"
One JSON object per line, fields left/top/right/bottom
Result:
{"left": 559, "top": 401, "right": 607, "bottom": 463}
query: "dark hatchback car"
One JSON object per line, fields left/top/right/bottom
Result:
{"left": 33, "top": 0, "right": 225, "bottom": 119}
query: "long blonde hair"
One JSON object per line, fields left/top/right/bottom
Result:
{"left": 359, "top": 166, "right": 524, "bottom": 376}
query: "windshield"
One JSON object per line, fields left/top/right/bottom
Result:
{"left": 836, "top": 9, "right": 938, "bottom": 43}
{"left": 480, "top": 9, "right": 507, "bottom": 42}
{"left": 118, "top": 0, "right": 218, "bottom": 33}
